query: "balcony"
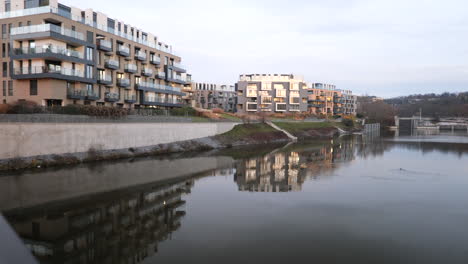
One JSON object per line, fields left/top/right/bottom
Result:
{"left": 150, "top": 56, "right": 161, "bottom": 65}
{"left": 98, "top": 74, "right": 113, "bottom": 85}
{"left": 11, "top": 46, "right": 90, "bottom": 64}
{"left": 136, "top": 82, "right": 183, "bottom": 95}
{"left": 117, "top": 78, "right": 131, "bottom": 88}
{"left": 156, "top": 72, "right": 166, "bottom": 79}
{"left": 124, "top": 64, "right": 138, "bottom": 73}
{"left": 124, "top": 94, "right": 137, "bottom": 104}
{"left": 309, "top": 103, "right": 324, "bottom": 108}
{"left": 135, "top": 50, "right": 147, "bottom": 61}
{"left": 104, "top": 92, "right": 120, "bottom": 102}
{"left": 142, "top": 96, "right": 183, "bottom": 107}
{"left": 168, "top": 62, "right": 186, "bottom": 73}
{"left": 86, "top": 90, "right": 100, "bottom": 101}
{"left": 168, "top": 75, "right": 187, "bottom": 85}
{"left": 142, "top": 68, "right": 153, "bottom": 77}
{"left": 11, "top": 24, "right": 85, "bottom": 45}
{"left": 117, "top": 45, "right": 130, "bottom": 57}
{"left": 67, "top": 88, "right": 86, "bottom": 100}
{"left": 97, "top": 39, "right": 112, "bottom": 52}
{"left": 105, "top": 59, "right": 119, "bottom": 70}
{"left": 13, "top": 66, "right": 92, "bottom": 83}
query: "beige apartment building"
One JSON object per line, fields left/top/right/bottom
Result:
{"left": 194, "top": 82, "right": 236, "bottom": 112}
{"left": 0, "top": 0, "right": 188, "bottom": 108}
{"left": 236, "top": 74, "right": 309, "bottom": 114}
{"left": 307, "top": 83, "right": 344, "bottom": 115}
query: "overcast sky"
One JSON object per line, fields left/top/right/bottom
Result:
{"left": 62, "top": 0, "right": 468, "bottom": 98}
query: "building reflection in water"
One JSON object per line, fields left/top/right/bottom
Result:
{"left": 4, "top": 179, "right": 195, "bottom": 264}
{"left": 234, "top": 137, "right": 359, "bottom": 192}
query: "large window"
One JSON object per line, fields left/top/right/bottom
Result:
{"left": 262, "top": 82, "right": 272, "bottom": 90}
{"left": 86, "top": 47, "right": 93, "bottom": 61}
{"left": 29, "top": 80, "right": 37, "bottom": 96}
{"left": 8, "top": 80, "right": 13, "bottom": 96}
{"left": 276, "top": 89, "right": 286, "bottom": 98}
{"left": 2, "top": 81, "right": 5, "bottom": 96}
{"left": 2, "top": 62, "right": 6, "bottom": 77}
{"left": 86, "top": 65, "right": 93, "bottom": 78}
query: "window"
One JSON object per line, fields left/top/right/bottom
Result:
{"left": 8, "top": 80, "right": 13, "bottom": 96}
{"left": 2, "top": 81, "right": 5, "bottom": 96}
{"left": 27, "top": 21, "right": 31, "bottom": 26}
{"left": 86, "top": 65, "right": 93, "bottom": 78}
{"left": 276, "top": 89, "right": 286, "bottom": 98}
{"left": 5, "top": 1, "right": 11, "bottom": 12}
{"left": 291, "top": 83, "right": 300, "bottom": 90}
{"left": 86, "top": 47, "right": 93, "bottom": 61}
{"left": 276, "top": 103, "right": 287, "bottom": 112}
{"left": 2, "top": 62, "right": 7, "bottom": 77}
{"left": 30, "top": 80, "right": 38, "bottom": 96}
{"left": 262, "top": 82, "right": 272, "bottom": 90}
{"left": 18, "top": 22, "right": 22, "bottom": 27}
{"left": 261, "top": 96, "right": 272, "bottom": 104}
{"left": 274, "top": 83, "right": 284, "bottom": 89}
{"left": 2, "top": 44, "right": 5, "bottom": 58}
{"left": 1, "top": 24, "right": 6, "bottom": 39}
{"left": 246, "top": 102, "right": 258, "bottom": 111}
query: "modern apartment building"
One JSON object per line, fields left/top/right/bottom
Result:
{"left": 182, "top": 73, "right": 194, "bottom": 107}
{"left": 307, "top": 83, "right": 344, "bottom": 115}
{"left": 340, "top": 89, "right": 358, "bottom": 116}
{"left": 194, "top": 82, "right": 236, "bottom": 112}
{"left": 236, "top": 74, "right": 308, "bottom": 114}
{"left": 0, "top": 0, "right": 188, "bottom": 108}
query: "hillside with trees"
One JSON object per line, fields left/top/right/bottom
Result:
{"left": 385, "top": 92, "right": 468, "bottom": 118}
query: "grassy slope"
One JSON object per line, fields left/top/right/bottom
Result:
{"left": 273, "top": 122, "right": 336, "bottom": 133}
{"left": 218, "top": 123, "right": 277, "bottom": 141}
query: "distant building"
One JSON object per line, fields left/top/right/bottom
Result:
{"left": 340, "top": 89, "right": 358, "bottom": 116}
{"left": 182, "top": 74, "right": 195, "bottom": 107}
{"left": 193, "top": 83, "right": 236, "bottom": 112}
{"left": 307, "top": 83, "right": 344, "bottom": 115}
{"left": 236, "top": 74, "right": 308, "bottom": 114}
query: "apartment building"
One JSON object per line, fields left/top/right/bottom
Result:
{"left": 236, "top": 74, "right": 308, "bottom": 114}
{"left": 307, "top": 83, "right": 344, "bottom": 116}
{"left": 194, "top": 82, "right": 236, "bottom": 112}
{"left": 0, "top": 0, "right": 188, "bottom": 108}
{"left": 340, "top": 89, "right": 358, "bottom": 116}
{"left": 181, "top": 73, "right": 194, "bottom": 107}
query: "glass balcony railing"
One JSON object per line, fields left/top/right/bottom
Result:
{"left": 11, "top": 24, "right": 84, "bottom": 41}
{"left": 156, "top": 72, "right": 166, "bottom": 79}
{"left": 150, "top": 56, "right": 161, "bottom": 64}
{"left": 13, "top": 46, "right": 84, "bottom": 59}
{"left": 97, "top": 39, "right": 112, "bottom": 50}
{"left": 15, "top": 66, "right": 84, "bottom": 77}
{"left": 172, "top": 62, "right": 185, "bottom": 70}
{"left": 1, "top": 6, "right": 177, "bottom": 55}
{"left": 67, "top": 88, "right": 86, "bottom": 98}
{"left": 142, "top": 68, "right": 153, "bottom": 76}
{"left": 136, "top": 82, "right": 181, "bottom": 93}
{"left": 117, "top": 45, "right": 130, "bottom": 56}
{"left": 124, "top": 94, "right": 137, "bottom": 102}
{"left": 105, "top": 92, "right": 120, "bottom": 101}
{"left": 124, "top": 64, "right": 138, "bottom": 72}
{"left": 135, "top": 50, "right": 147, "bottom": 60}
{"left": 144, "top": 96, "right": 181, "bottom": 105}
{"left": 117, "top": 78, "right": 131, "bottom": 87}
{"left": 105, "top": 59, "right": 119, "bottom": 68}
{"left": 98, "top": 74, "right": 112, "bottom": 83}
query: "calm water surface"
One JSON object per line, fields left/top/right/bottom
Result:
{"left": 1, "top": 131, "right": 468, "bottom": 264}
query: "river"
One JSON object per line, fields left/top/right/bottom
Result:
{"left": 1, "top": 131, "right": 467, "bottom": 264}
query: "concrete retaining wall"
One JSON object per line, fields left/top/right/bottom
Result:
{"left": 0, "top": 122, "right": 238, "bottom": 160}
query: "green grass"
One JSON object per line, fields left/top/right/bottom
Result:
{"left": 219, "top": 113, "right": 242, "bottom": 122}
{"left": 218, "top": 123, "right": 277, "bottom": 140}
{"left": 191, "top": 116, "right": 211, "bottom": 122}
{"left": 273, "top": 121, "right": 335, "bottom": 133}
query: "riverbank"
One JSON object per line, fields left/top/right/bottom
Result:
{"left": 0, "top": 122, "right": 342, "bottom": 172}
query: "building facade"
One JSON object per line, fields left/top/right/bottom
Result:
{"left": 340, "top": 89, "right": 357, "bottom": 116}
{"left": 194, "top": 82, "right": 236, "bottom": 112}
{"left": 0, "top": 0, "right": 188, "bottom": 108}
{"left": 307, "top": 83, "right": 344, "bottom": 116}
{"left": 236, "top": 74, "right": 308, "bottom": 114}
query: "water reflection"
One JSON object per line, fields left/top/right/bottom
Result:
{"left": 2, "top": 133, "right": 468, "bottom": 263}
{"left": 5, "top": 179, "right": 194, "bottom": 264}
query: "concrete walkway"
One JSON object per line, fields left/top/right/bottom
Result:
{"left": 265, "top": 121, "right": 298, "bottom": 142}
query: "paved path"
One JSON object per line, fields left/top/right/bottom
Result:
{"left": 265, "top": 121, "right": 298, "bottom": 142}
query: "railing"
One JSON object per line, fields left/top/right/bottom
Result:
{"left": 150, "top": 56, "right": 161, "bottom": 64}
{"left": 117, "top": 78, "right": 131, "bottom": 87}
{"left": 98, "top": 74, "right": 112, "bottom": 83}
{"left": 86, "top": 90, "right": 99, "bottom": 98}
{"left": 117, "top": 45, "right": 130, "bottom": 55}
{"left": 105, "top": 92, "right": 119, "bottom": 100}
{"left": 98, "top": 39, "right": 112, "bottom": 50}
{"left": 142, "top": 68, "right": 153, "bottom": 76}
{"left": 172, "top": 62, "right": 185, "bottom": 70}
{"left": 136, "top": 82, "right": 181, "bottom": 92}
{"left": 67, "top": 88, "right": 86, "bottom": 98}
{"left": 11, "top": 23, "right": 84, "bottom": 41}
{"left": 144, "top": 96, "right": 181, "bottom": 105}
{"left": 1, "top": 6, "right": 176, "bottom": 55}
{"left": 124, "top": 94, "right": 137, "bottom": 101}
{"left": 174, "top": 75, "right": 187, "bottom": 82}
{"left": 13, "top": 46, "right": 84, "bottom": 59}
{"left": 15, "top": 66, "right": 84, "bottom": 77}
{"left": 105, "top": 59, "right": 119, "bottom": 68}
{"left": 125, "top": 64, "right": 137, "bottom": 72}
{"left": 156, "top": 72, "right": 166, "bottom": 79}
{"left": 135, "top": 50, "right": 147, "bottom": 60}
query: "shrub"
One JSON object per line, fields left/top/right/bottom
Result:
{"left": 0, "top": 104, "right": 8, "bottom": 114}
{"left": 170, "top": 106, "right": 196, "bottom": 116}
{"left": 7, "top": 100, "right": 44, "bottom": 114}
{"left": 342, "top": 117, "right": 355, "bottom": 127}
{"left": 212, "top": 108, "right": 224, "bottom": 114}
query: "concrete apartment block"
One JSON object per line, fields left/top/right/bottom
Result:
{"left": 194, "top": 82, "right": 236, "bottom": 112}
{"left": 236, "top": 74, "right": 309, "bottom": 114}
{"left": 0, "top": 0, "right": 188, "bottom": 109}
{"left": 307, "top": 83, "right": 345, "bottom": 115}
{"left": 340, "top": 89, "right": 358, "bottom": 116}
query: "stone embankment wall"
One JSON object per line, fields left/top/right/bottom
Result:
{"left": 0, "top": 122, "right": 237, "bottom": 160}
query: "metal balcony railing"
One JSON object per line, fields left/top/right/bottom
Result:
{"left": 13, "top": 46, "right": 84, "bottom": 59}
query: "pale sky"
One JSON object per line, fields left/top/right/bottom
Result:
{"left": 62, "top": 0, "right": 468, "bottom": 98}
